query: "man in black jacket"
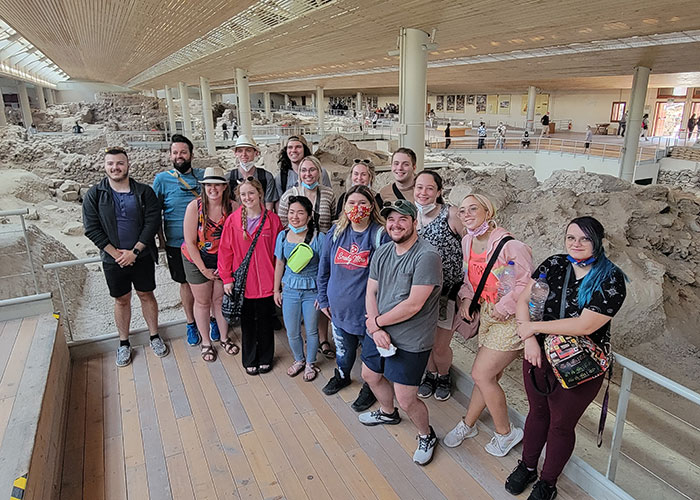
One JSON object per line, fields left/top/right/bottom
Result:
{"left": 82, "top": 147, "right": 167, "bottom": 367}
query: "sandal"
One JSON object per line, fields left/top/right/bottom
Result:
{"left": 318, "top": 341, "right": 336, "bottom": 359}
{"left": 258, "top": 364, "right": 272, "bottom": 374}
{"left": 220, "top": 338, "right": 240, "bottom": 356}
{"left": 245, "top": 366, "right": 259, "bottom": 376}
{"left": 201, "top": 345, "right": 217, "bottom": 363}
{"left": 287, "top": 360, "right": 305, "bottom": 377}
{"left": 303, "top": 363, "right": 320, "bottom": 382}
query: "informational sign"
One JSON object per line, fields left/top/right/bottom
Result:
{"left": 498, "top": 95, "right": 511, "bottom": 115}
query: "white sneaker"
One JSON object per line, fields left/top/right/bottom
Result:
{"left": 443, "top": 419, "right": 478, "bottom": 448}
{"left": 484, "top": 424, "right": 524, "bottom": 457}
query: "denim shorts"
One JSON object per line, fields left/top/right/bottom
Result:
{"left": 361, "top": 333, "right": 431, "bottom": 386}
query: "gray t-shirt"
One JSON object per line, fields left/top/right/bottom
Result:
{"left": 370, "top": 238, "right": 442, "bottom": 353}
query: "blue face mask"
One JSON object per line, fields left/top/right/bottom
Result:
{"left": 301, "top": 181, "right": 319, "bottom": 190}
{"left": 289, "top": 224, "right": 307, "bottom": 234}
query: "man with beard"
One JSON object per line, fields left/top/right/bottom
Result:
{"left": 275, "top": 135, "right": 332, "bottom": 200}
{"left": 377, "top": 148, "right": 417, "bottom": 203}
{"left": 227, "top": 135, "right": 278, "bottom": 211}
{"left": 360, "top": 199, "right": 443, "bottom": 466}
{"left": 152, "top": 135, "right": 209, "bottom": 346}
{"left": 83, "top": 147, "right": 166, "bottom": 367}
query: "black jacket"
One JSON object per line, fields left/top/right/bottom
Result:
{"left": 82, "top": 177, "right": 161, "bottom": 264}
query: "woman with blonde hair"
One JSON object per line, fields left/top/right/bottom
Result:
{"left": 218, "top": 177, "right": 283, "bottom": 375}
{"left": 335, "top": 158, "right": 384, "bottom": 216}
{"left": 444, "top": 193, "right": 533, "bottom": 458}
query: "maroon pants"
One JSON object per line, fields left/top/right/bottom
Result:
{"left": 521, "top": 358, "right": 603, "bottom": 485}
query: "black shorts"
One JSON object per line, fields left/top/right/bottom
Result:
{"left": 103, "top": 255, "right": 156, "bottom": 298}
{"left": 165, "top": 246, "right": 187, "bottom": 284}
{"left": 361, "top": 333, "right": 431, "bottom": 386}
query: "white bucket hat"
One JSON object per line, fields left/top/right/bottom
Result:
{"left": 234, "top": 134, "right": 259, "bottom": 151}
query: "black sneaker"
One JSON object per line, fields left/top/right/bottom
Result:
{"left": 417, "top": 371, "right": 437, "bottom": 399}
{"left": 351, "top": 382, "right": 376, "bottom": 412}
{"left": 505, "top": 460, "right": 538, "bottom": 495}
{"left": 413, "top": 426, "right": 438, "bottom": 465}
{"left": 434, "top": 373, "right": 452, "bottom": 401}
{"left": 527, "top": 479, "right": 557, "bottom": 500}
{"left": 322, "top": 368, "right": 351, "bottom": 395}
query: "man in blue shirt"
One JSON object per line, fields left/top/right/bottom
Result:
{"left": 152, "top": 135, "right": 213, "bottom": 346}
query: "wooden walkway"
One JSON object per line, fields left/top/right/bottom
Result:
{"left": 59, "top": 330, "right": 592, "bottom": 500}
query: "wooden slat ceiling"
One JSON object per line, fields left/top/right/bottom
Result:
{"left": 1, "top": 0, "right": 700, "bottom": 92}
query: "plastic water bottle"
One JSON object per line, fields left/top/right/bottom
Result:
{"left": 528, "top": 273, "right": 549, "bottom": 321}
{"left": 497, "top": 261, "right": 516, "bottom": 301}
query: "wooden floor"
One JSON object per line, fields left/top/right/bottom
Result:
{"left": 59, "top": 329, "right": 592, "bottom": 500}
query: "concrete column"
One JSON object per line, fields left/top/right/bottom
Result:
{"left": 264, "top": 91, "right": 271, "bottom": 120}
{"left": 398, "top": 27, "right": 430, "bottom": 170}
{"left": 199, "top": 77, "right": 217, "bottom": 156}
{"left": 356, "top": 91, "right": 363, "bottom": 114}
{"left": 44, "top": 87, "right": 55, "bottom": 106}
{"left": 17, "top": 82, "right": 33, "bottom": 128}
{"left": 235, "top": 68, "right": 253, "bottom": 137}
{"left": 35, "top": 86, "right": 46, "bottom": 111}
{"left": 526, "top": 85, "right": 536, "bottom": 132}
{"left": 178, "top": 82, "right": 192, "bottom": 137}
{"left": 311, "top": 92, "right": 316, "bottom": 109}
{"left": 284, "top": 94, "right": 290, "bottom": 108}
{"left": 164, "top": 85, "right": 177, "bottom": 137}
{"left": 0, "top": 91, "right": 7, "bottom": 127}
{"left": 316, "top": 86, "right": 324, "bottom": 136}
{"left": 619, "top": 66, "right": 651, "bottom": 182}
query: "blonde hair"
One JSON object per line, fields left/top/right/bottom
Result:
{"left": 463, "top": 193, "right": 497, "bottom": 229}
{"left": 347, "top": 160, "right": 376, "bottom": 189}
{"left": 299, "top": 155, "right": 323, "bottom": 182}
{"left": 235, "top": 178, "right": 265, "bottom": 239}
{"left": 334, "top": 184, "right": 384, "bottom": 238}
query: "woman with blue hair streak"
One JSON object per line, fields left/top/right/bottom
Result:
{"left": 504, "top": 216, "right": 627, "bottom": 500}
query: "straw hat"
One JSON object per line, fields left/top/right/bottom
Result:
{"left": 234, "top": 134, "right": 259, "bottom": 151}
{"left": 201, "top": 166, "right": 227, "bottom": 184}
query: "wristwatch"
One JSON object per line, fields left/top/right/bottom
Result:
{"left": 132, "top": 248, "right": 141, "bottom": 256}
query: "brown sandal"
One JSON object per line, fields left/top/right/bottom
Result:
{"left": 287, "top": 360, "right": 305, "bottom": 377}
{"left": 303, "top": 363, "right": 320, "bottom": 382}
{"left": 201, "top": 345, "right": 217, "bottom": 362}
{"left": 220, "top": 338, "right": 239, "bottom": 356}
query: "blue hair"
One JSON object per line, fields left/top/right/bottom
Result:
{"left": 568, "top": 216, "right": 628, "bottom": 307}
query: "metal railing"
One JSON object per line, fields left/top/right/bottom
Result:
{"left": 0, "top": 208, "right": 39, "bottom": 296}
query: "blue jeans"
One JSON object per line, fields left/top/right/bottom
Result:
{"left": 331, "top": 323, "right": 363, "bottom": 379}
{"left": 282, "top": 288, "right": 319, "bottom": 364}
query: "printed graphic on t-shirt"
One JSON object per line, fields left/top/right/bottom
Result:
{"left": 334, "top": 242, "right": 370, "bottom": 269}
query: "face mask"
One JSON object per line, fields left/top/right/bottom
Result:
{"left": 240, "top": 160, "right": 256, "bottom": 172}
{"left": 173, "top": 160, "right": 191, "bottom": 174}
{"left": 345, "top": 204, "right": 372, "bottom": 223}
{"left": 301, "top": 181, "right": 319, "bottom": 190}
{"left": 415, "top": 201, "right": 436, "bottom": 214}
{"left": 567, "top": 255, "right": 596, "bottom": 267}
{"left": 289, "top": 224, "right": 307, "bottom": 234}
{"left": 467, "top": 220, "right": 491, "bottom": 237}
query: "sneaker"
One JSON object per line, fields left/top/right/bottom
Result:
{"left": 322, "top": 368, "right": 351, "bottom": 395}
{"left": 150, "top": 336, "right": 169, "bottom": 358}
{"left": 527, "top": 479, "right": 557, "bottom": 500}
{"left": 417, "top": 371, "right": 437, "bottom": 399}
{"left": 434, "top": 373, "right": 452, "bottom": 401}
{"left": 443, "top": 419, "right": 478, "bottom": 448}
{"left": 505, "top": 460, "right": 538, "bottom": 495}
{"left": 209, "top": 317, "right": 220, "bottom": 342}
{"left": 186, "top": 322, "right": 200, "bottom": 346}
{"left": 351, "top": 382, "right": 377, "bottom": 412}
{"left": 116, "top": 345, "right": 132, "bottom": 367}
{"left": 413, "top": 426, "right": 438, "bottom": 466}
{"left": 485, "top": 424, "right": 524, "bottom": 457}
{"left": 358, "top": 407, "right": 401, "bottom": 426}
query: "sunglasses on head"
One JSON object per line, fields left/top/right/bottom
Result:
{"left": 236, "top": 176, "right": 255, "bottom": 185}
{"left": 354, "top": 158, "right": 371, "bottom": 165}
{"left": 383, "top": 199, "right": 412, "bottom": 209}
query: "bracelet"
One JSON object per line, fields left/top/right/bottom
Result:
{"left": 374, "top": 315, "right": 381, "bottom": 330}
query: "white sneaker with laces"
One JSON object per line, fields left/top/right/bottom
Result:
{"left": 413, "top": 426, "right": 438, "bottom": 466}
{"left": 484, "top": 424, "right": 524, "bottom": 457}
{"left": 443, "top": 419, "right": 478, "bottom": 448}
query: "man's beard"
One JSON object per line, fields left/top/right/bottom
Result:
{"left": 390, "top": 226, "right": 415, "bottom": 244}
{"left": 173, "top": 159, "right": 191, "bottom": 173}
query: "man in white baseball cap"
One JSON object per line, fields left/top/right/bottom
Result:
{"left": 228, "top": 134, "right": 279, "bottom": 210}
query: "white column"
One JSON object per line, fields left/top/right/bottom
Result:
{"left": 178, "top": 82, "right": 192, "bottom": 137}
{"left": 0, "top": 90, "right": 7, "bottom": 126}
{"left": 526, "top": 85, "right": 536, "bottom": 132}
{"left": 284, "top": 94, "right": 290, "bottom": 108}
{"left": 311, "top": 92, "right": 316, "bottom": 109}
{"left": 44, "top": 87, "right": 55, "bottom": 105}
{"left": 356, "top": 91, "right": 363, "bottom": 114}
{"left": 316, "top": 86, "right": 324, "bottom": 136}
{"left": 17, "top": 82, "right": 33, "bottom": 128}
{"left": 35, "top": 86, "right": 46, "bottom": 111}
{"left": 164, "top": 85, "right": 177, "bottom": 137}
{"left": 264, "top": 91, "right": 271, "bottom": 120}
{"left": 398, "top": 27, "right": 430, "bottom": 170}
{"left": 619, "top": 66, "right": 651, "bottom": 182}
{"left": 235, "top": 68, "right": 253, "bottom": 137}
{"left": 199, "top": 77, "right": 217, "bottom": 156}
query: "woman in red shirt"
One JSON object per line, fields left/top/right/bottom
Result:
{"left": 218, "top": 178, "right": 283, "bottom": 375}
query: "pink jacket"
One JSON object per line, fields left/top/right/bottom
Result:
{"left": 457, "top": 227, "right": 533, "bottom": 317}
{"left": 218, "top": 207, "right": 283, "bottom": 299}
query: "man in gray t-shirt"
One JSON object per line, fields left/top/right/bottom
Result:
{"left": 359, "top": 199, "right": 442, "bottom": 466}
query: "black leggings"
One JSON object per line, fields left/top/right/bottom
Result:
{"left": 240, "top": 296, "right": 275, "bottom": 367}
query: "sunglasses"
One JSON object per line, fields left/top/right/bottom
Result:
{"left": 236, "top": 176, "right": 255, "bottom": 185}
{"left": 353, "top": 158, "right": 371, "bottom": 165}
{"left": 383, "top": 199, "right": 413, "bottom": 209}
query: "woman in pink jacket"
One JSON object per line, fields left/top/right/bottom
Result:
{"left": 218, "top": 178, "right": 283, "bottom": 375}
{"left": 444, "top": 193, "right": 533, "bottom": 457}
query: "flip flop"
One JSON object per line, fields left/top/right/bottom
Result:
{"left": 318, "top": 341, "right": 336, "bottom": 359}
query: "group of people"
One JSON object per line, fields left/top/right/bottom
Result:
{"left": 83, "top": 133, "right": 627, "bottom": 499}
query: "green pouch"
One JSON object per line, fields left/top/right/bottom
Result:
{"left": 287, "top": 242, "right": 314, "bottom": 273}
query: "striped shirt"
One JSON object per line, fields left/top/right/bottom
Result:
{"left": 278, "top": 185, "right": 336, "bottom": 233}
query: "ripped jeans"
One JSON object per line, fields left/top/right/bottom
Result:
{"left": 331, "top": 323, "right": 364, "bottom": 379}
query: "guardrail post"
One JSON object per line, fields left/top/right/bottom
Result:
{"left": 19, "top": 213, "right": 40, "bottom": 294}
{"left": 602, "top": 143, "right": 607, "bottom": 162}
{"left": 53, "top": 268, "right": 74, "bottom": 341}
{"left": 607, "top": 366, "right": 634, "bottom": 482}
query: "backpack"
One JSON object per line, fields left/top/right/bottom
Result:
{"left": 231, "top": 168, "right": 267, "bottom": 196}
